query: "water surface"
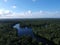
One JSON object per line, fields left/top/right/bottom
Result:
{"left": 13, "top": 24, "right": 34, "bottom": 37}
{"left": 13, "top": 23, "right": 56, "bottom": 45}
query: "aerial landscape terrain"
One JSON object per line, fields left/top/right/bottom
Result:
{"left": 0, "top": 18, "right": 60, "bottom": 45}
{"left": 0, "top": 0, "right": 60, "bottom": 45}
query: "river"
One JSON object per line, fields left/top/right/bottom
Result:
{"left": 13, "top": 23, "right": 57, "bottom": 45}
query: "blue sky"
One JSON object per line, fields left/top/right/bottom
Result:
{"left": 0, "top": 0, "right": 60, "bottom": 18}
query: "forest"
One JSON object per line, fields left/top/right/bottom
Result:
{"left": 0, "top": 18, "right": 60, "bottom": 45}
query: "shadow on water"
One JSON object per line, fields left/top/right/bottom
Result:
{"left": 13, "top": 23, "right": 57, "bottom": 45}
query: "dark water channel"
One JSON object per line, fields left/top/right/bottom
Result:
{"left": 13, "top": 24, "right": 56, "bottom": 45}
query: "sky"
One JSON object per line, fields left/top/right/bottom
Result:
{"left": 0, "top": 0, "right": 60, "bottom": 19}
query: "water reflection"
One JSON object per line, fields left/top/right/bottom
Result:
{"left": 13, "top": 23, "right": 56, "bottom": 45}
{"left": 13, "top": 24, "right": 34, "bottom": 37}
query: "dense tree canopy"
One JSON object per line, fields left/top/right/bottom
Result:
{"left": 0, "top": 19, "right": 60, "bottom": 45}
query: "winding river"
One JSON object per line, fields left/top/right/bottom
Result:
{"left": 13, "top": 23, "right": 57, "bottom": 45}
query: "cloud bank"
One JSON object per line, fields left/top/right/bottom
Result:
{"left": 0, "top": 9, "right": 60, "bottom": 19}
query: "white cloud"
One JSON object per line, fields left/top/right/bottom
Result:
{"left": 28, "top": 10, "right": 32, "bottom": 14}
{"left": 24, "top": 10, "right": 32, "bottom": 15}
{"left": 4, "top": 0, "right": 8, "bottom": 2}
{"left": 0, "top": 9, "right": 12, "bottom": 16}
{"left": 0, "top": 9, "right": 60, "bottom": 19}
{"left": 12, "top": 5, "right": 16, "bottom": 9}
{"left": 32, "top": 0, "right": 36, "bottom": 2}
{"left": 0, "top": 10, "right": 3, "bottom": 15}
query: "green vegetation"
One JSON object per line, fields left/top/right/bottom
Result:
{"left": 0, "top": 19, "right": 60, "bottom": 45}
